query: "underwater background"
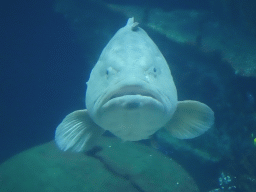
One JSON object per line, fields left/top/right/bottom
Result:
{"left": 1, "top": 0, "right": 256, "bottom": 191}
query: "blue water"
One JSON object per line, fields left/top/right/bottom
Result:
{"left": 1, "top": 0, "right": 256, "bottom": 191}
{"left": 0, "top": 0, "right": 88, "bottom": 163}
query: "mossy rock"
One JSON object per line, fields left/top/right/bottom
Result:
{"left": 0, "top": 136, "right": 199, "bottom": 192}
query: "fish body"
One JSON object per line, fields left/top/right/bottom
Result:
{"left": 86, "top": 18, "right": 177, "bottom": 141}
{"left": 55, "top": 18, "right": 214, "bottom": 152}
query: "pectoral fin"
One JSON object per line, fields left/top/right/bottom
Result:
{"left": 55, "top": 109, "right": 104, "bottom": 152}
{"left": 164, "top": 100, "right": 214, "bottom": 139}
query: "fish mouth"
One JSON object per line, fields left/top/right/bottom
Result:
{"left": 101, "top": 85, "right": 162, "bottom": 109}
{"left": 109, "top": 87, "right": 157, "bottom": 101}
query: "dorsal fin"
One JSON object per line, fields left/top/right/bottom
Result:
{"left": 126, "top": 17, "right": 139, "bottom": 31}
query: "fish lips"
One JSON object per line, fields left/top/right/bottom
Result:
{"left": 101, "top": 85, "right": 164, "bottom": 111}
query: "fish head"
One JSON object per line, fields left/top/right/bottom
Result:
{"left": 86, "top": 18, "right": 177, "bottom": 141}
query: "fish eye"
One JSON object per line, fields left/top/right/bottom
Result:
{"left": 105, "top": 66, "right": 117, "bottom": 78}
{"left": 106, "top": 67, "right": 112, "bottom": 76}
{"left": 146, "top": 66, "right": 158, "bottom": 80}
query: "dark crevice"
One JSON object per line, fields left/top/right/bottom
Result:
{"left": 85, "top": 146, "right": 147, "bottom": 192}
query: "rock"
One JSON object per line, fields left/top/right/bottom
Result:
{"left": 155, "top": 129, "right": 222, "bottom": 164}
{"left": 55, "top": 0, "right": 255, "bottom": 77}
{"left": 0, "top": 136, "right": 199, "bottom": 192}
{"left": 106, "top": 4, "right": 256, "bottom": 77}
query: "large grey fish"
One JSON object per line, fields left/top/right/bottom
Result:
{"left": 55, "top": 18, "right": 214, "bottom": 152}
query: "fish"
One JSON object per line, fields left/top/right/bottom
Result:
{"left": 55, "top": 18, "right": 214, "bottom": 152}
